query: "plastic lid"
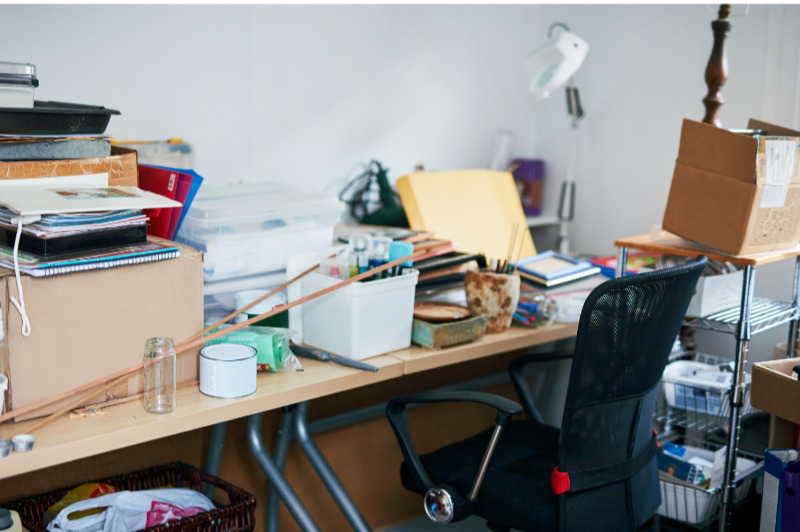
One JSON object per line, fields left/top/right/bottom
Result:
{"left": 0, "top": 61, "right": 38, "bottom": 86}
{"left": 200, "top": 343, "right": 256, "bottom": 362}
{"left": 0, "top": 509, "right": 12, "bottom": 530}
{"left": 183, "top": 182, "right": 343, "bottom": 228}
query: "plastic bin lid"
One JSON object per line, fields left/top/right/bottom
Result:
{"left": 183, "top": 182, "right": 344, "bottom": 229}
{"left": 0, "top": 62, "right": 38, "bottom": 86}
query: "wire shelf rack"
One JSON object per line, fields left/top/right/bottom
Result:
{"left": 684, "top": 297, "right": 799, "bottom": 335}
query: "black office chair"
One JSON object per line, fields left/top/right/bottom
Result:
{"left": 386, "top": 255, "right": 707, "bottom": 531}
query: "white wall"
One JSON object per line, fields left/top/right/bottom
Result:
{"left": 3, "top": 3, "right": 800, "bottom": 361}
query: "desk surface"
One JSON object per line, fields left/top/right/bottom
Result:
{"left": 0, "top": 322, "right": 577, "bottom": 481}
{"left": 615, "top": 233, "right": 800, "bottom": 266}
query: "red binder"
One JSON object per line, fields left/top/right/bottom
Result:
{"left": 137, "top": 164, "right": 180, "bottom": 239}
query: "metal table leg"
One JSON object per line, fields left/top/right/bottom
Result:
{"left": 247, "top": 412, "right": 321, "bottom": 532}
{"left": 204, "top": 422, "right": 228, "bottom": 498}
{"left": 267, "top": 406, "right": 299, "bottom": 532}
{"left": 293, "top": 401, "right": 372, "bottom": 532}
{"left": 719, "top": 264, "right": 755, "bottom": 532}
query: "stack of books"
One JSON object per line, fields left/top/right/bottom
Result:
{"left": 0, "top": 186, "right": 182, "bottom": 277}
{"left": 514, "top": 251, "right": 601, "bottom": 288}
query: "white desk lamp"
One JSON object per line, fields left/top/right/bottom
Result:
{"left": 525, "top": 23, "right": 589, "bottom": 255}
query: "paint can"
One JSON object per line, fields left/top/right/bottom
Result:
{"left": 199, "top": 344, "right": 257, "bottom": 398}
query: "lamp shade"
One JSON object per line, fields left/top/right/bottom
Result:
{"left": 525, "top": 30, "right": 589, "bottom": 100}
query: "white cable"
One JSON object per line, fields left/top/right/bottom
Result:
{"left": 10, "top": 216, "right": 31, "bottom": 337}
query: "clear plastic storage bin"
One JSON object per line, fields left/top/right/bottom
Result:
{"left": 176, "top": 182, "right": 344, "bottom": 282}
{"left": 0, "top": 62, "right": 37, "bottom": 108}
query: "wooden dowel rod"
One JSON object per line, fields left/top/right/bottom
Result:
{"left": 0, "top": 361, "right": 142, "bottom": 424}
{"left": 403, "top": 232, "right": 434, "bottom": 244}
{"left": 26, "top": 366, "right": 142, "bottom": 434}
{"left": 181, "top": 252, "right": 338, "bottom": 345}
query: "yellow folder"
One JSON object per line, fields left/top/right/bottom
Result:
{"left": 397, "top": 169, "right": 536, "bottom": 260}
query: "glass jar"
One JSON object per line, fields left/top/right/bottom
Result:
{"left": 143, "top": 337, "right": 176, "bottom": 414}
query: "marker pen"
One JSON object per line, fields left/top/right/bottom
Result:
{"left": 387, "top": 241, "right": 415, "bottom": 276}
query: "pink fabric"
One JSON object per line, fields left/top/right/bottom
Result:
{"left": 145, "top": 501, "right": 207, "bottom": 527}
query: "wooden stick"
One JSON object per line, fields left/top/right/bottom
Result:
{"left": 180, "top": 252, "right": 338, "bottom": 346}
{"left": 0, "top": 361, "right": 142, "bottom": 424}
{"left": 512, "top": 223, "right": 526, "bottom": 273}
{"left": 26, "top": 366, "right": 141, "bottom": 434}
{"left": 402, "top": 232, "right": 434, "bottom": 244}
{"left": 2, "top": 250, "right": 422, "bottom": 429}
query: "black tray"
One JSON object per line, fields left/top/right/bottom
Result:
{"left": 0, "top": 100, "right": 121, "bottom": 135}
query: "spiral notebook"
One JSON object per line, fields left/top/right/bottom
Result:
{"left": 0, "top": 239, "right": 181, "bottom": 277}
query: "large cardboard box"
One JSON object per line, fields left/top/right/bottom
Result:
{"left": 0, "top": 243, "right": 203, "bottom": 419}
{"left": 663, "top": 119, "right": 800, "bottom": 256}
{"left": 0, "top": 146, "right": 138, "bottom": 187}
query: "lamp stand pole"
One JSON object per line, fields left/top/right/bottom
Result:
{"left": 555, "top": 77, "right": 583, "bottom": 256}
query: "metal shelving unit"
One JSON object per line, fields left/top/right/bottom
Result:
{"left": 614, "top": 233, "right": 800, "bottom": 532}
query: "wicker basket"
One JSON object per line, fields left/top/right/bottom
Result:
{"left": 5, "top": 462, "right": 256, "bottom": 532}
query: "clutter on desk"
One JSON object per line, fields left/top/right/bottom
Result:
{"left": 662, "top": 118, "right": 800, "bottom": 256}
{"left": 5, "top": 463, "right": 256, "bottom": 532}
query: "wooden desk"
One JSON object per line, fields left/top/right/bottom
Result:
{"left": 0, "top": 322, "right": 577, "bottom": 483}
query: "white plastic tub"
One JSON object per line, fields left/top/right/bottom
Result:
{"left": 176, "top": 182, "right": 343, "bottom": 282}
{"left": 300, "top": 270, "right": 419, "bottom": 360}
{"left": 0, "top": 62, "right": 37, "bottom": 108}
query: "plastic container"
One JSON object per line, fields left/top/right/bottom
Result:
{"left": 662, "top": 358, "right": 751, "bottom": 417}
{"left": 234, "top": 288, "right": 289, "bottom": 328}
{"left": 176, "top": 182, "right": 344, "bottom": 282}
{"left": 203, "top": 271, "right": 287, "bottom": 322}
{"left": 657, "top": 443, "right": 761, "bottom": 525}
{"left": 301, "top": 270, "right": 419, "bottom": 360}
{"left": 511, "top": 159, "right": 544, "bottom": 216}
{"left": 0, "top": 62, "right": 37, "bottom": 108}
{"left": 199, "top": 344, "right": 257, "bottom": 398}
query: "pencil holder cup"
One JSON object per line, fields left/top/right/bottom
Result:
{"left": 464, "top": 270, "right": 520, "bottom": 334}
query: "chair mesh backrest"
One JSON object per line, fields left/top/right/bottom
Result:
{"left": 558, "top": 257, "right": 706, "bottom": 478}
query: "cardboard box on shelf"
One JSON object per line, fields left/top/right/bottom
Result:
{"left": 662, "top": 119, "right": 800, "bottom": 256}
{"left": 752, "top": 357, "right": 800, "bottom": 447}
{"left": 0, "top": 146, "right": 138, "bottom": 187}
{"left": 0, "top": 242, "right": 203, "bottom": 420}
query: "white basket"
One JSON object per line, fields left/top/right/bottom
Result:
{"left": 658, "top": 444, "right": 761, "bottom": 525}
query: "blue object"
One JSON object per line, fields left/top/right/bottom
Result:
{"left": 154, "top": 165, "right": 204, "bottom": 238}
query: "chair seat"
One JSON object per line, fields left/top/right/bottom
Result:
{"left": 401, "top": 420, "right": 560, "bottom": 531}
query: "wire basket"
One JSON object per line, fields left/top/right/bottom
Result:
{"left": 657, "top": 437, "right": 762, "bottom": 527}
{"left": 655, "top": 352, "right": 754, "bottom": 433}
{"left": 5, "top": 462, "right": 256, "bottom": 532}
